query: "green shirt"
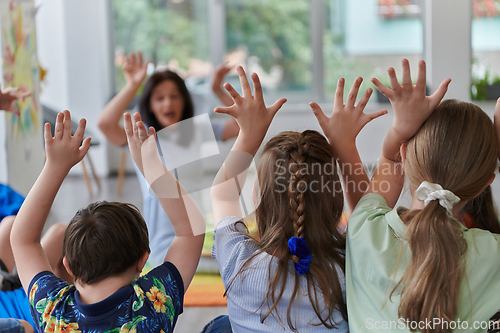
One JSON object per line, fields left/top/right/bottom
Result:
{"left": 346, "top": 193, "right": 500, "bottom": 333}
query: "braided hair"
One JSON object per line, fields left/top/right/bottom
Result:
{"left": 226, "top": 130, "right": 347, "bottom": 331}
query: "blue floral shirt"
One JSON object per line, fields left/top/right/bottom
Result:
{"left": 28, "top": 262, "right": 183, "bottom": 333}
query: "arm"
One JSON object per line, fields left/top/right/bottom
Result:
{"left": 11, "top": 111, "right": 90, "bottom": 293}
{"left": 212, "top": 62, "right": 235, "bottom": 107}
{"left": 0, "top": 83, "right": 31, "bottom": 115}
{"left": 97, "top": 51, "right": 148, "bottom": 147}
{"left": 310, "top": 77, "right": 387, "bottom": 210}
{"left": 369, "top": 59, "right": 451, "bottom": 207}
{"left": 124, "top": 112, "right": 205, "bottom": 291}
{"left": 211, "top": 66, "right": 287, "bottom": 227}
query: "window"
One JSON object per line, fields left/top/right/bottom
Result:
{"left": 112, "top": 0, "right": 425, "bottom": 104}
{"left": 471, "top": 0, "right": 500, "bottom": 100}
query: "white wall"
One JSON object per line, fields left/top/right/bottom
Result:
{"left": 35, "top": 0, "right": 114, "bottom": 176}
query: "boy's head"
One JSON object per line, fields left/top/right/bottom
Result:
{"left": 62, "top": 201, "right": 150, "bottom": 285}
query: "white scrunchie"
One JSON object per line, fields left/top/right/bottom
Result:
{"left": 415, "top": 181, "right": 461, "bottom": 215}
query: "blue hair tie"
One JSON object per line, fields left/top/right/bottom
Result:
{"left": 287, "top": 236, "right": 311, "bottom": 275}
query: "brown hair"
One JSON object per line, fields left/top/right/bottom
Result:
{"left": 459, "top": 185, "right": 500, "bottom": 233}
{"left": 62, "top": 201, "right": 150, "bottom": 285}
{"left": 395, "top": 100, "right": 498, "bottom": 333}
{"left": 228, "top": 130, "right": 347, "bottom": 331}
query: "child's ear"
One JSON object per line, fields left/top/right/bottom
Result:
{"left": 62, "top": 257, "right": 75, "bottom": 279}
{"left": 136, "top": 251, "right": 150, "bottom": 274}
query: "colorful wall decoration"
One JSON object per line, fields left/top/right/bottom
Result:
{"left": 1, "top": 0, "right": 44, "bottom": 195}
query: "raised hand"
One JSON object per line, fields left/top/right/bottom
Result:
{"left": 123, "top": 112, "right": 159, "bottom": 177}
{"left": 0, "top": 84, "right": 31, "bottom": 115}
{"left": 310, "top": 77, "right": 387, "bottom": 148}
{"left": 44, "top": 110, "right": 91, "bottom": 172}
{"left": 212, "top": 62, "right": 235, "bottom": 107}
{"left": 372, "top": 59, "right": 451, "bottom": 140}
{"left": 214, "top": 66, "right": 286, "bottom": 151}
{"left": 123, "top": 51, "right": 149, "bottom": 87}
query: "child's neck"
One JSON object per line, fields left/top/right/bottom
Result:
{"left": 75, "top": 267, "right": 139, "bottom": 304}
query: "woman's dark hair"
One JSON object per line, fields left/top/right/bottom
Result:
{"left": 138, "top": 70, "right": 194, "bottom": 131}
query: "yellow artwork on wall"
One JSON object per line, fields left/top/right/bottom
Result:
{"left": 1, "top": 0, "right": 41, "bottom": 139}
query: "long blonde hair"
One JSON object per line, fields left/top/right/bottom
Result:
{"left": 394, "top": 100, "right": 498, "bottom": 333}
{"left": 227, "top": 130, "right": 347, "bottom": 331}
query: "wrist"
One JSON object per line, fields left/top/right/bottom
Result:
{"left": 44, "top": 161, "right": 72, "bottom": 179}
{"left": 125, "top": 81, "right": 142, "bottom": 92}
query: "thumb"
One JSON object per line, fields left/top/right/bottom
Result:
{"left": 79, "top": 137, "right": 92, "bottom": 160}
{"left": 309, "top": 102, "right": 328, "bottom": 125}
{"left": 366, "top": 109, "right": 388, "bottom": 122}
{"left": 429, "top": 78, "right": 451, "bottom": 110}
{"left": 214, "top": 106, "right": 236, "bottom": 118}
{"left": 268, "top": 98, "right": 287, "bottom": 115}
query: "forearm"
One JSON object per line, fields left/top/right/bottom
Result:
{"left": 365, "top": 127, "right": 405, "bottom": 207}
{"left": 11, "top": 165, "right": 67, "bottom": 247}
{"left": 98, "top": 83, "right": 139, "bottom": 145}
{"left": 147, "top": 166, "right": 205, "bottom": 237}
{"left": 333, "top": 141, "right": 370, "bottom": 211}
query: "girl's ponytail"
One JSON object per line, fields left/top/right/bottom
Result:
{"left": 396, "top": 99, "right": 499, "bottom": 332}
{"left": 395, "top": 201, "right": 466, "bottom": 333}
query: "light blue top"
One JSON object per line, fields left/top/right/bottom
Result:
{"left": 134, "top": 114, "right": 226, "bottom": 266}
{"left": 346, "top": 193, "right": 500, "bottom": 333}
{"left": 213, "top": 216, "right": 349, "bottom": 333}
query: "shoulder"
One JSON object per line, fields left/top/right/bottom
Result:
{"left": 348, "top": 194, "right": 393, "bottom": 232}
{"left": 212, "top": 216, "right": 259, "bottom": 281}
{"left": 136, "top": 262, "right": 184, "bottom": 310}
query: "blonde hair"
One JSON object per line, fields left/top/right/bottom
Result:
{"left": 227, "top": 130, "right": 347, "bottom": 331}
{"left": 394, "top": 99, "right": 498, "bottom": 333}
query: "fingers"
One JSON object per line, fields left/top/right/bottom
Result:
{"left": 371, "top": 78, "right": 393, "bottom": 98}
{"left": 251, "top": 73, "right": 264, "bottom": 103}
{"left": 387, "top": 67, "right": 401, "bottom": 92}
{"left": 347, "top": 77, "right": 362, "bottom": 107}
{"left": 73, "top": 118, "right": 87, "bottom": 143}
{"left": 334, "top": 78, "right": 345, "bottom": 110}
{"left": 62, "top": 110, "right": 72, "bottom": 138}
{"left": 268, "top": 98, "right": 287, "bottom": 115}
{"left": 415, "top": 60, "right": 426, "bottom": 90}
{"left": 309, "top": 102, "right": 327, "bottom": 126}
{"left": 44, "top": 122, "right": 52, "bottom": 144}
{"left": 401, "top": 59, "right": 412, "bottom": 89}
{"left": 149, "top": 126, "right": 156, "bottom": 138}
{"left": 132, "top": 111, "right": 142, "bottom": 124}
{"left": 357, "top": 88, "right": 373, "bottom": 110}
{"left": 136, "top": 121, "right": 149, "bottom": 141}
{"left": 236, "top": 66, "right": 252, "bottom": 98}
{"left": 54, "top": 112, "right": 64, "bottom": 140}
{"left": 123, "top": 113, "right": 133, "bottom": 137}
{"left": 223, "top": 82, "right": 242, "bottom": 104}
{"left": 429, "top": 78, "right": 451, "bottom": 110}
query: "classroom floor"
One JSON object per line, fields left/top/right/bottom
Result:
{"left": 49, "top": 173, "right": 227, "bottom": 333}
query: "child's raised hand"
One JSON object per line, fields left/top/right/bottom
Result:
{"left": 310, "top": 77, "right": 387, "bottom": 148}
{"left": 372, "top": 59, "right": 451, "bottom": 140}
{"left": 0, "top": 84, "right": 31, "bottom": 115}
{"left": 214, "top": 66, "right": 287, "bottom": 144}
{"left": 44, "top": 110, "right": 91, "bottom": 172}
{"left": 124, "top": 112, "right": 163, "bottom": 179}
{"left": 123, "top": 51, "right": 149, "bottom": 87}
